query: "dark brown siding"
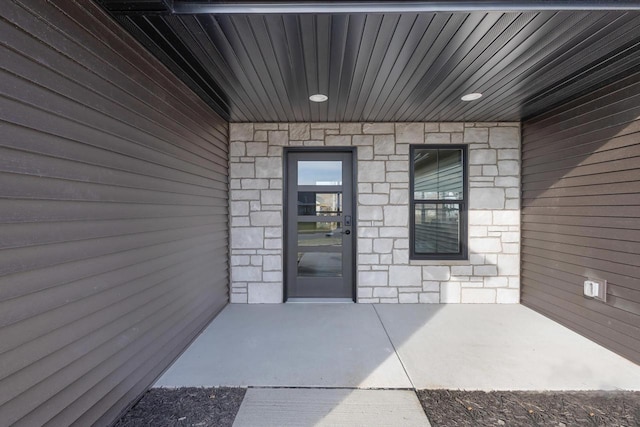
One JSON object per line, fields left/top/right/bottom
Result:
{"left": 0, "top": 1, "right": 229, "bottom": 425}
{"left": 521, "top": 71, "right": 640, "bottom": 365}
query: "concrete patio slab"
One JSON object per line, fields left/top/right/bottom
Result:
{"left": 375, "top": 304, "right": 640, "bottom": 390}
{"left": 232, "top": 388, "right": 430, "bottom": 427}
{"left": 155, "top": 303, "right": 412, "bottom": 388}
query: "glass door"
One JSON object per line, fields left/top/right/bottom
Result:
{"left": 285, "top": 151, "right": 355, "bottom": 300}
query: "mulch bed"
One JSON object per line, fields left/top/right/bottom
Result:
{"left": 114, "top": 387, "right": 246, "bottom": 427}
{"left": 417, "top": 390, "right": 640, "bottom": 427}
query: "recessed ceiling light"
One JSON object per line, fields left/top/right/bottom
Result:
{"left": 461, "top": 92, "right": 482, "bottom": 101}
{"left": 309, "top": 94, "right": 328, "bottom": 103}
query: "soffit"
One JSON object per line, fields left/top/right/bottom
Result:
{"left": 102, "top": 2, "right": 640, "bottom": 122}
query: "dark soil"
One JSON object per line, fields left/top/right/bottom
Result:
{"left": 418, "top": 390, "right": 640, "bottom": 427}
{"left": 114, "top": 387, "right": 246, "bottom": 427}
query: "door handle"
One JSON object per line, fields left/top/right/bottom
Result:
{"left": 344, "top": 229, "right": 351, "bottom": 235}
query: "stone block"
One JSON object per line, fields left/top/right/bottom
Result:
{"left": 389, "top": 266, "right": 422, "bottom": 286}
{"left": 248, "top": 282, "right": 282, "bottom": 303}
{"left": 230, "top": 141, "right": 246, "bottom": 157}
{"left": 359, "top": 271, "right": 388, "bottom": 286}
{"left": 386, "top": 172, "right": 408, "bottom": 183}
{"left": 231, "top": 227, "right": 263, "bottom": 249}
{"left": 469, "top": 188, "right": 505, "bottom": 209}
{"left": 373, "top": 183, "right": 390, "bottom": 193}
{"left": 419, "top": 293, "right": 439, "bottom": 303}
{"left": 358, "top": 287, "right": 373, "bottom": 298}
{"left": 246, "top": 142, "right": 268, "bottom": 156}
{"left": 489, "top": 127, "right": 520, "bottom": 148}
{"left": 464, "top": 127, "right": 489, "bottom": 143}
{"left": 263, "top": 271, "right": 283, "bottom": 282}
{"left": 461, "top": 288, "right": 496, "bottom": 303}
{"left": 358, "top": 238, "right": 373, "bottom": 253}
{"left": 395, "top": 123, "right": 424, "bottom": 143}
{"left": 241, "top": 179, "right": 269, "bottom": 189}
{"left": 425, "top": 133, "right": 451, "bottom": 144}
{"left": 373, "top": 287, "right": 398, "bottom": 298}
{"left": 268, "top": 130, "right": 288, "bottom": 145}
{"left": 250, "top": 211, "right": 281, "bottom": 226}
{"left": 358, "top": 146, "right": 374, "bottom": 160}
{"left": 498, "top": 160, "right": 519, "bottom": 176}
{"left": 422, "top": 266, "right": 450, "bottom": 281}
{"left": 373, "top": 238, "right": 394, "bottom": 253}
{"left": 359, "top": 206, "right": 383, "bottom": 221}
{"left": 230, "top": 124, "right": 254, "bottom": 141}
{"left": 353, "top": 135, "right": 373, "bottom": 146}
{"left": 254, "top": 131, "right": 268, "bottom": 141}
{"left": 469, "top": 237, "right": 502, "bottom": 253}
{"left": 484, "top": 276, "right": 509, "bottom": 288}
{"left": 256, "top": 157, "right": 282, "bottom": 178}
{"left": 359, "top": 254, "right": 380, "bottom": 264}
{"left": 261, "top": 190, "right": 282, "bottom": 205}
{"left": 230, "top": 201, "right": 249, "bottom": 216}
{"left": 363, "top": 123, "right": 395, "bottom": 134}
{"left": 232, "top": 217, "right": 250, "bottom": 227}
{"left": 440, "top": 122, "right": 464, "bottom": 132}
{"left": 386, "top": 161, "right": 408, "bottom": 171}
{"left": 231, "top": 255, "right": 250, "bottom": 266}
{"left": 469, "top": 149, "right": 497, "bottom": 165}
{"left": 498, "top": 149, "right": 520, "bottom": 160}
{"left": 493, "top": 210, "right": 520, "bottom": 225}
{"left": 289, "top": 123, "right": 311, "bottom": 140}
{"left": 263, "top": 255, "right": 282, "bottom": 271}
{"left": 495, "top": 177, "right": 520, "bottom": 188}
{"left": 359, "top": 183, "right": 373, "bottom": 193}
{"left": 358, "top": 161, "right": 385, "bottom": 182}
{"left": 265, "top": 227, "right": 282, "bottom": 238}
{"left": 380, "top": 227, "right": 408, "bottom": 238}
{"left": 383, "top": 205, "right": 408, "bottom": 226}
{"left": 340, "top": 123, "right": 362, "bottom": 134}
{"left": 230, "top": 293, "right": 248, "bottom": 303}
{"left": 451, "top": 265, "right": 473, "bottom": 276}
{"left": 232, "top": 266, "right": 261, "bottom": 282}
{"left": 497, "top": 288, "right": 520, "bottom": 304}
{"left": 482, "top": 165, "right": 498, "bottom": 176}
{"left": 326, "top": 135, "right": 351, "bottom": 146}
{"left": 498, "top": 254, "right": 520, "bottom": 276}
{"left": 374, "top": 134, "right": 395, "bottom": 155}
{"left": 422, "top": 281, "right": 440, "bottom": 292}
{"left": 393, "top": 249, "right": 409, "bottom": 265}
{"left": 399, "top": 293, "right": 419, "bottom": 303}
{"left": 360, "top": 194, "right": 389, "bottom": 205}
{"left": 230, "top": 163, "right": 255, "bottom": 178}
{"left": 474, "top": 265, "right": 498, "bottom": 276}
{"left": 389, "top": 189, "right": 409, "bottom": 204}
{"left": 440, "top": 282, "right": 461, "bottom": 303}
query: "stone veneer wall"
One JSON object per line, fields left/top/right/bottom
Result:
{"left": 229, "top": 122, "right": 521, "bottom": 304}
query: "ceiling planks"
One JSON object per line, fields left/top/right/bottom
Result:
{"left": 106, "top": 6, "right": 640, "bottom": 122}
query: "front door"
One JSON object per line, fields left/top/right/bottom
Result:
{"left": 285, "top": 150, "right": 355, "bottom": 300}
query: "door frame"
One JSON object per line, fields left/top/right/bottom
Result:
{"left": 282, "top": 147, "right": 358, "bottom": 302}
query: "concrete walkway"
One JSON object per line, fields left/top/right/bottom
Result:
{"left": 155, "top": 303, "right": 640, "bottom": 425}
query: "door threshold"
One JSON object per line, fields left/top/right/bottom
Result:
{"left": 286, "top": 298, "right": 354, "bottom": 303}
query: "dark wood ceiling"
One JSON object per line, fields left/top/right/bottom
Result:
{"left": 103, "top": 4, "right": 640, "bottom": 122}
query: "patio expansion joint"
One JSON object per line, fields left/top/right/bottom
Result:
{"left": 371, "top": 304, "right": 417, "bottom": 391}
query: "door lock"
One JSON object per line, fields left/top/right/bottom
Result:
{"left": 344, "top": 215, "right": 352, "bottom": 226}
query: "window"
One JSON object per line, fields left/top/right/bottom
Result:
{"left": 410, "top": 145, "right": 467, "bottom": 260}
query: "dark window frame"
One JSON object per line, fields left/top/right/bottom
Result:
{"left": 409, "top": 144, "right": 468, "bottom": 260}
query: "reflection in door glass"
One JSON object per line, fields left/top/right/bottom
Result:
{"left": 297, "top": 252, "right": 342, "bottom": 277}
{"left": 297, "top": 222, "right": 342, "bottom": 247}
{"left": 298, "top": 192, "right": 342, "bottom": 216}
{"left": 298, "top": 161, "right": 342, "bottom": 185}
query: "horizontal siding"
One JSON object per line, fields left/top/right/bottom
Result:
{"left": 0, "top": 1, "right": 229, "bottom": 426}
{"left": 521, "top": 70, "right": 640, "bottom": 365}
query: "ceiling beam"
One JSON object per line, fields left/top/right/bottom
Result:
{"left": 171, "top": 1, "right": 640, "bottom": 14}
